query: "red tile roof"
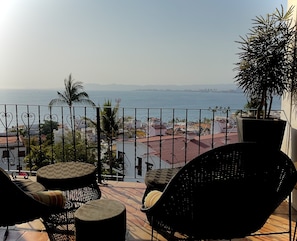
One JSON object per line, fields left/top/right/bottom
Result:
{"left": 0, "top": 136, "right": 24, "bottom": 147}
{"left": 137, "top": 133, "right": 239, "bottom": 166}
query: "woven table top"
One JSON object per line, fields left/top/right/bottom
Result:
{"left": 37, "top": 161, "right": 97, "bottom": 190}
{"left": 75, "top": 199, "right": 126, "bottom": 222}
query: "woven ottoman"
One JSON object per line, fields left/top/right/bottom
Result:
{"left": 74, "top": 199, "right": 126, "bottom": 241}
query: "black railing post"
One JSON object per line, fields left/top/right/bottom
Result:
{"left": 84, "top": 107, "right": 88, "bottom": 161}
{"left": 15, "top": 105, "right": 21, "bottom": 173}
{"left": 121, "top": 108, "right": 124, "bottom": 176}
{"left": 96, "top": 107, "right": 102, "bottom": 184}
{"left": 210, "top": 107, "right": 216, "bottom": 149}
{"left": 159, "top": 108, "right": 162, "bottom": 169}
{"left": 171, "top": 109, "right": 175, "bottom": 168}
{"left": 134, "top": 108, "right": 137, "bottom": 178}
{"left": 4, "top": 105, "right": 10, "bottom": 171}
{"left": 26, "top": 105, "right": 32, "bottom": 174}
{"left": 198, "top": 109, "right": 201, "bottom": 155}
{"left": 184, "top": 109, "right": 188, "bottom": 165}
{"left": 61, "top": 106, "right": 65, "bottom": 162}
{"left": 224, "top": 107, "right": 231, "bottom": 145}
{"left": 72, "top": 107, "right": 77, "bottom": 161}
{"left": 49, "top": 106, "right": 54, "bottom": 164}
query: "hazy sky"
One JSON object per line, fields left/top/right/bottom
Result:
{"left": 0, "top": 0, "right": 288, "bottom": 90}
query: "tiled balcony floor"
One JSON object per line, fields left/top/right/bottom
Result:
{"left": 0, "top": 181, "right": 297, "bottom": 241}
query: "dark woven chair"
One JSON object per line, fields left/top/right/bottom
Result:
{"left": 0, "top": 167, "right": 64, "bottom": 239}
{"left": 141, "top": 142, "right": 297, "bottom": 240}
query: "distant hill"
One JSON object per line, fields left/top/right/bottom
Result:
{"left": 85, "top": 83, "right": 240, "bottom": 92}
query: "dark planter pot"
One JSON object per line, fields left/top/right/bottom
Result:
{"left": 236, "top": 116, "right": 287, "bottom": 150}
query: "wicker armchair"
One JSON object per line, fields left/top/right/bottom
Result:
{"left": 0, "top": 167, "right": 65, "bottom": 238}
{"left": 141, "top": 143, "right": 297, "bottom": 240}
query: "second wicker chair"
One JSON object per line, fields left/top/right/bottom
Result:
{"left": 141, "top": 142, "right": 297, "bottom": 240}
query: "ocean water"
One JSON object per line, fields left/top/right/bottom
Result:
{"left": 0, "top": 89, "right": 281, "bottom": 110}
{"left": 0, "top": 89, "right": 282, "bottom": 130}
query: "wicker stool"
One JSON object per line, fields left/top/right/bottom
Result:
{"left": 74, "top": 199, "right": 126, "bottom": 241}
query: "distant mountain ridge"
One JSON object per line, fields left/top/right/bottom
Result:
{"left": 85, "top": 83, "right": 240, "bottom": 92}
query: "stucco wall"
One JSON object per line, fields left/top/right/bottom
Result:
{"left": 281, "top": 0, "right": 297, "bottom": 210}
{"left": 281, "top": 1, "right": 297, "bottom": 161}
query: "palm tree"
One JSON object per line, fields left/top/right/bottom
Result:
{"left": 49, "top": 74, "right": 95, "bottom": 130}
{"left": 100, "top": 99, "right": 120, "bottom": 175}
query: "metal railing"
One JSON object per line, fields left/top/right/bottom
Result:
{"left": 0, "top": 104, "right": 245, "bottom": 182}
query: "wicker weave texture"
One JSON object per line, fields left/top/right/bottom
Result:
{"left": 141, "top": 143, "right": 297, "bottom": 240}
{"left": 0, "top": 167, "right": 63, "bottom": 227}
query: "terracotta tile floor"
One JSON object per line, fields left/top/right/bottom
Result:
{"left": 0, "top": 181, "right": 296, "bottom": 241}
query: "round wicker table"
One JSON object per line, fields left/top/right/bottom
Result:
{"left": 37, "top": 161, "right": 101, "bottom": 240}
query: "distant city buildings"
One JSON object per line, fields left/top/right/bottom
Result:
{"left": 0, "top": 114, "right": 238, "bottom": 182}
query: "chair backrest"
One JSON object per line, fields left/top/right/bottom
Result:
{"left": 0, "top": 167, "right": 56, "bottom": 226}
{"left": 147, "top": 142, "right": 297, "bottom": 240}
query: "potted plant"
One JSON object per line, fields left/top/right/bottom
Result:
{"left": 234, "top": 5, "right": 297, "bottom": 150}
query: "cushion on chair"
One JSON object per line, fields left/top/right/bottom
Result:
{"left": 13, "top": 179, "right": 46, "bottom": 193}
{"left": 144, "top": 190, "right": 162, "bottom": 208}
{"left": 30, "top": 190, "right": 66, "bottom": 208}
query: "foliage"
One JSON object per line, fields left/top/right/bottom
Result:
{"left": 24, "top": 123, "right": 97, "bottom": 169}
{"left": 100, "top": 99, "right": 120, "bottom": 140}
{"left": 53, "top": 131, "right": 97, "bottom": 164}
{"left": 100, "top": 99, "right": 120, "bottom": 174}
{"left": 40, "top": 120, "right": 58, "bottom": 144}
{"left": 24, "top": 138, "right": 52, "bottom": 171}
{"left": 49, "top": 74, "right": 95, "bottom": 107}
{"left": 49, "top": 74, "right": 95, "bottom": 130}
{"left": 40, "top": 120, "right": 59, "bottom": 135}
{"left": 234, "top": 5, "right": 297, "bottom": 119}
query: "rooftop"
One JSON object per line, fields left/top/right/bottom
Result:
{"left": 0, "top": 180, "right": 296, "bottom": 241}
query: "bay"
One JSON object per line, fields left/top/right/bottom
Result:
{"left": 0, "top": 89, "right": 281, "bottom": 110}
{"left": 0, "top": 89, "right": 282, "bottom": 131}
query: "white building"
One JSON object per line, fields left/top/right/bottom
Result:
{"left": 115, "top": 132, "right": 239, "bottom": 182}
{"left": 147, "top": 118, "right": 167, "bottom": 137}
{"left": 210, "top": 116, "right": 237, "bottom": 134}
{"left": 0, "top": 133, "right": 26, "bottom": 171}
{"left": 116, "top": 140, "right": 172, "bottom": 182}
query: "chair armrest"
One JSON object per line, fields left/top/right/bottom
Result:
{"left": 30, "top": 190, "right": 66, "bottom": 208}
